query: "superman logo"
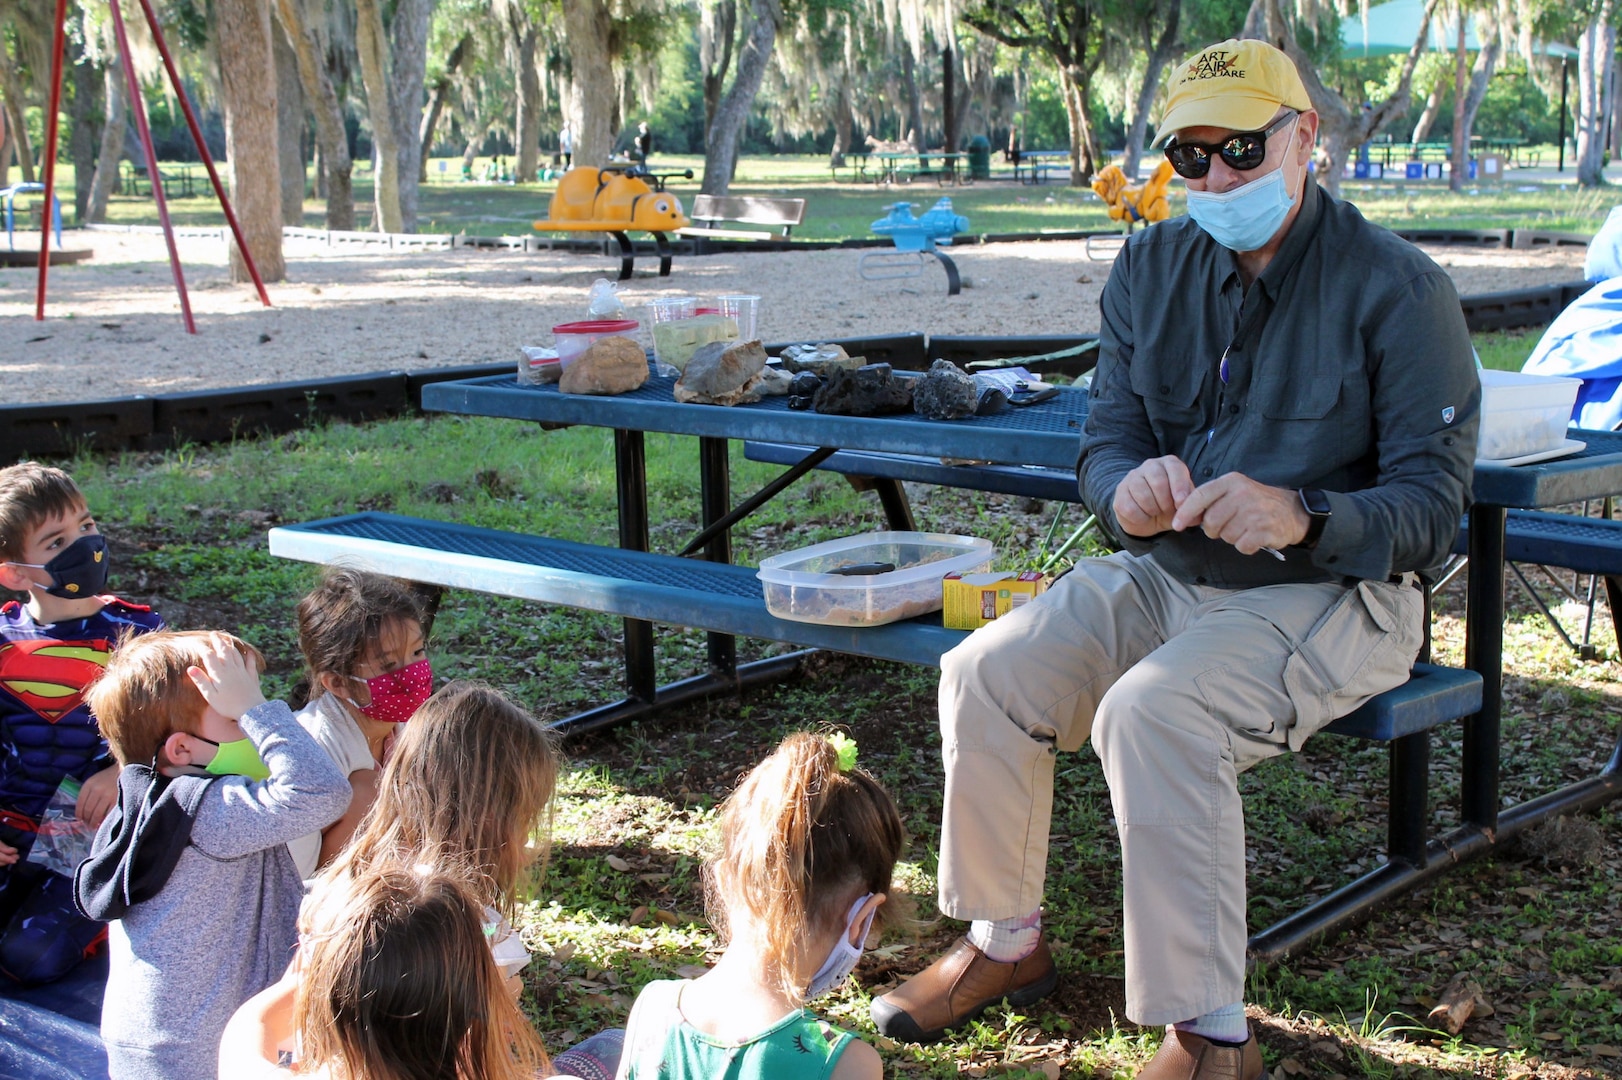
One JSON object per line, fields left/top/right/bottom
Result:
{"left": 0, "top": 639, "right": 112, "bottom": 722}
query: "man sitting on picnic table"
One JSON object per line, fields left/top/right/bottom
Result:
{"left": 870, "top": 38, "right": 1482, "bottom": 1080}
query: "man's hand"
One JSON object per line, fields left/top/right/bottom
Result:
{"left": 1113, "top": 456, "right": 1196, "bottom": 538}
{"left": 1172, "top": 472, "right": 1311, "bottom": 555}
{"left": 0, "top": 840, "right": 17, "bottom": 867}
{"left": 77, "top": 765, "right": 119, "bottom": 829}
{"left": 186, "top": 632, "right": 267, "bottom": 721}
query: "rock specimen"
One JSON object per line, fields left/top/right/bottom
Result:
{"left": 813, "top": 363, "right": 914, "bottom": 416}
{"left": 674, "top": 339, "right": 769, "bottom": 406}
{"left": 913, "top": 359, "right": 980, "bottom": 420}
{"left": 558, "top": 335, "right": 649, "bottom": 395}
{"left": 651, "top": 314, "right": 739, "bottom": 371}
{"left": 779, "top": 342, "right": 863, "bottom": 377}
{"left": 756, "top": 365, "right": 794, "bottom": 396}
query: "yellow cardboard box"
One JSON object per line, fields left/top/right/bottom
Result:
{"left": 942, "top": 571, "right": 1050, "bottom": 630}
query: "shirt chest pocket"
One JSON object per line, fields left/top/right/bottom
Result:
{"left": 1128, "top": 360, "right": 1204, "bottom": 439}
{"left": 1258, "top": 372, "right": 1342, "bottom": 420}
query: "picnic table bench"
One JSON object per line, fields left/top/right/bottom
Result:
{"left": 1013, "top": 149, "right": 1068, "bottom": 184}
{"left": 119, "top": 161, "right": 196, "bottom": 198}
{"left": 264, "top": 367, "right": 1523, "bottom": 963}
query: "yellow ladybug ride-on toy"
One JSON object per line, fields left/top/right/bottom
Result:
{"left": 533, "top": 164, "right": 692, "bottom": 280}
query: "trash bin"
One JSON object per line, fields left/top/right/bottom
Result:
{"left": 968, "top": 135, "right": 992, "bottom": 181}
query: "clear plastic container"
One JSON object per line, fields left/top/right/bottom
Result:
{"left": 717, "top": 294, "right": 761, "bottom": 341}
{"left": 553, "top": 319, "right": 641, "bottom": 369}
{"left": 1477, "top": 369, "right": 1581, "bottom": 461}
{"left": 757, "top": 531, "right": 994, "bottom": 626}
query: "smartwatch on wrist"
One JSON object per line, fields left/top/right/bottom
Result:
{"left": 1298, "top": 488, "right": 1331, "bottom": 549}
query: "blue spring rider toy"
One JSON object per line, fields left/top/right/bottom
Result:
{"left": 859, "top": 197, "right": 970, "bottom": 295}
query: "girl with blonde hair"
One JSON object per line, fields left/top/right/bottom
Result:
{"left": 220, "top": 859, "right": 555, "bottom": 1080}
{"left": 616, "top": 731, "right": 906, "bottom": 1080}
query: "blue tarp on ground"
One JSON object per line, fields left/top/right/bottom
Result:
{"left": 1523, "top": 206, "right": 1622, "bottom": 433}
{"left": 0, "top": 953, "right": 109, "bottom": 1080}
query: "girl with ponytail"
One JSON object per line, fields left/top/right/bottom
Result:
{"left": 615, "top": 731, "right": 906, "bottom": 1080}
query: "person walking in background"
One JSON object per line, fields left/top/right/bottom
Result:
{"left": 560, "top": 122, "right": 574, "bottom": 169}
{"left": 634, "top": 122, "right": 652, "bottom": 163}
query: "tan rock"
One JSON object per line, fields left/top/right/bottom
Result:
{"left": 559, "top": 335, "right": 649, "bottom": 395}
{"left": 674, "top": 339, "right": 768, "bottom": 406}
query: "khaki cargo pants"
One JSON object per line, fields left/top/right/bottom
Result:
{"left": 936, "top": 551, "right": 1423, "bottom": 1025}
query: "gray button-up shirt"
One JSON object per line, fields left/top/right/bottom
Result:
{"left": 1078, "top": 179, "right": 1480, "bottom": 588}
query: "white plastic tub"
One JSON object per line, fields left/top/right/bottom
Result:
{"left": 1477, "top": 370, "right": 1581, "bottom": 461}
{"left": 757, "top": 531, "right": 994, "bottom": 626}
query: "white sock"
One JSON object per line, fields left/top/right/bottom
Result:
{"left": 966, "top": 910, "right": 1041, "bottom": 963}
{"left": 1174, "top": 1003, "right": 1248, "bottom": 1045}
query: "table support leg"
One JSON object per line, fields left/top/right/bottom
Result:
{"left": 615, "top": 429, "right": 656, "bottom": 703}
{"left": 1463, "top": 503, "right": 1505, "bottom": 833}
{"left": 699, "top": 436, "right": 736, "bottom": 677}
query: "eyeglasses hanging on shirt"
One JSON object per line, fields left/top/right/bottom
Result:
{"left": 1202, "top": 341, "right": 1285, "bottom": 561}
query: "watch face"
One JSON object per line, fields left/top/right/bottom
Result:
{"left": 1302, "top": 489, "right": 1332, "bottom": 517}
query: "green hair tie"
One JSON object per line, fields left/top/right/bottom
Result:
{"left": 828, "top": 732, "right": 859, "bottom": 773}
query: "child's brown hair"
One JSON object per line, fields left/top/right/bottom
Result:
{"left": 295, "top": 567, "right": 426, "bottom": 703}
{"left": 0, "top": 462, "right": 85, "bottom": 562}
{"left": 327, "top": 682, "right": 558, "bottom": 915}
{"left": 707, "top": 731, "right": 907, "bottom": 1004}
{"left": 296, "top": 858, "right": 549, "bottom": 1080}
{"left": 85, "top": 630, "right": 265, "bottom": 766}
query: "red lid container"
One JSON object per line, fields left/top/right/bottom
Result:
{"left": 553, "top": 319, "right": 640, "bottom": 335}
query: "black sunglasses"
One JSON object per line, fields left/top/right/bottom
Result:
{"left": 1164, "top": 112, "right": 1297, "bottom": 180}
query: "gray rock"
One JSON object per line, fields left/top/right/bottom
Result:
{"left": 756, "top": 365, "right": 794, "bottom": 396}
{"left": 912, "top": 359, "right": 980, "bottom": 420}
{"left": 813, "top": 363, "right": 914, "bottom": 416}
{"left": 558, "top": 335, "right": 649, "bottom": 395}
{"left": 673, "top": 339, "right": 769, "bottom": 406}
{"left": 778, "top": 342, "right": 862, "bottom": 377}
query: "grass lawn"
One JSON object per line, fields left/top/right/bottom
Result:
{"left": 21, "top": 152, "right": 1613, "bottom": 241}
{"left": 53, "top": 354, "right": 1620, "bottom": 1076}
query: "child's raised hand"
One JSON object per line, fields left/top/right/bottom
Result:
{"left": 186, "top": 632, "right": 267, "bottom": 720}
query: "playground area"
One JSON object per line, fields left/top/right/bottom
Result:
{"left": 0, "top": 189, "right": 1595, "bottom": 404}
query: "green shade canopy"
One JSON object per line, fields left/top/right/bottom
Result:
{"left": 1340, "top": 0, "right": 1578, "bottom": 59}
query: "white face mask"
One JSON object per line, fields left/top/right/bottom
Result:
{"left": 804, "top": 893, "right": 877, "bottom": 1000}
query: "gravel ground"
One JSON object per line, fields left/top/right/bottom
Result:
{"left": 0, "top": 230, "right": 1587, "bottom": 405}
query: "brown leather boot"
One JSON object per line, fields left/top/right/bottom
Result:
{"left": 1137, "top": 1028, "right": 1263, "bottom": 1080}
{"left": 869, "top": 935, "right": 1058, "bottom": 1044}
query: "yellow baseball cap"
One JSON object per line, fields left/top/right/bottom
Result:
{"left": 1156, "top": 39, "right": 1312, "bottom": 144}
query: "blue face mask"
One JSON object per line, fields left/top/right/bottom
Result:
{"left": 1185, "top": 165, "right": 1296, "bottom": 253}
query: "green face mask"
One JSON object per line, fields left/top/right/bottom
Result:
{"left": 195, "top": 735, "right": 271, "bottom": 781}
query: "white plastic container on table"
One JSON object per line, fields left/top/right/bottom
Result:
{"left": 1476, "top": 369, "right": 1582, "bottom": 462}
{"left": 552, "top": 319, "right": 641, "bottom": 370}
{"left": 757, "top": 531, "right": 995, "bottom": 626}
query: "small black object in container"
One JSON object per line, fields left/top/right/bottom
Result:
{"left": 825, "top": 562, "right": 898, "bottom": 576}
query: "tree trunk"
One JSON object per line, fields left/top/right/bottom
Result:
{"left": 564, "top": 0, "right": 618, "bottom": 168}
{"left": 215, "top": 0, "right": 286, "bottom": 282}
{"left": 354, "top": 0, "right": 401, "bottom": 230}
{"left": 1576, "top": 0, "right": 1615, "bottom": 187}
{"left": 700, "top": 0, "right": 780, "bottom": 196}
{"left": 87, "top": 58, "right": 124, "bottom": 223}
{"left": 515, "top": 23, "right": 542, "bottom": 182}
{"left": 1, "top": 93, "right": 33, "bottom": 183}
{"left": 0, "top": 129, "right": 11, "bottom": 187}
{"left": 1457, "top": 35, "right": 1500, "bottom": 179}
{"left": 1248, "top": 0, "right": 1437, "bottom": 198}
{"left": 1449, "top": 13, "right": 1467, "bottom": 192}
{"left": 70, "top": 52, "right": 98, "bottom": 224}
{"left": 274, "top": 17, "right": 306, "bottom": 225}
{"left": 388, "top": 0, "right": 435, "bottom": 231}
{"left": 700, "top": 0, "right": 737, "bottom": 144}
{"left": 830, "top": 74, "right": 852, "bottom": 168}
{"left": 901, "top": 48, "right": 924, "bottom": 149}
{"left": 1060, "top": 66, "right": 1100, "bottom": 185}
{"left": 943, "top": 47, "right": 955, "bottom": 151}
{"left": 273, "top": 0, "right": 355, "bottom": 230}
{"left": 419, "top": 34, "right": 469, "bottom": 183}
{"left": 1411, "top": 72, "right": 1447, "bottom": 144}
{"left": 1123, "top": 6, "right": 1182, "bottom": 178}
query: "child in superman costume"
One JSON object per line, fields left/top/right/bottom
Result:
{"left": 0, "top": 463, "right": 163, "bottom": 985}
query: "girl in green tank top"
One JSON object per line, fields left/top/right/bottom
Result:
{"left": 616, "top": 732, "right": 907, "bottom": 1080}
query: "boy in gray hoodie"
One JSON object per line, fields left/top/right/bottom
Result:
{"left": 74, "top": 630, "right": 350, "bottom": 1079}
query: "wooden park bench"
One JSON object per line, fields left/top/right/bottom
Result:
{"left": 678, "top": 194, "right": 807, "bottom": 249}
